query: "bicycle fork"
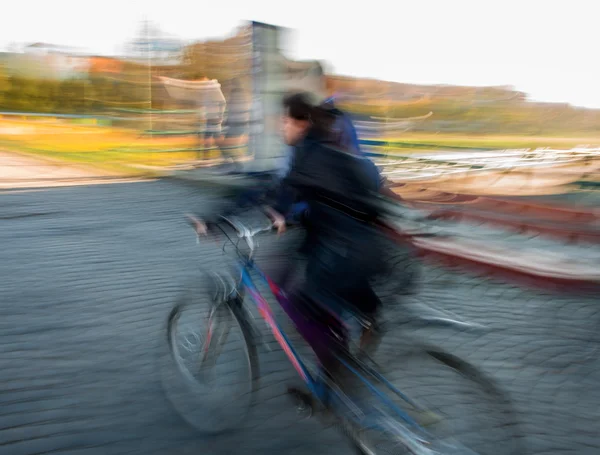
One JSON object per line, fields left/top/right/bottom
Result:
{"left": 199, "top": 304, "right": 232, "bottom": 374}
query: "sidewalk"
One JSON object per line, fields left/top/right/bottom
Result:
{"left": 0, "top": 151, "right": 153, "bottom": 190}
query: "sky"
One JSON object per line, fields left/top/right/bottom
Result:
{"left": 1, "top": 0, "right": 598, "bottom": 108}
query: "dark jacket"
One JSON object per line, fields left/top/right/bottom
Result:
{"left": 274, "top": 129, "right": 384, "bottom": 274}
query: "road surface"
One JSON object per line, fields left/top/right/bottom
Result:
{"left": 0, "top": 180, "right": 599, "bottom": 454}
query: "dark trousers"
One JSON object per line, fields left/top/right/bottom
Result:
{"left": 304, "top": 239, "right": 381, "bottom": 321}
{"left": 281, "top": 234, "right": 382, "bottom": 369}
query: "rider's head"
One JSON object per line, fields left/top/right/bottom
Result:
{"left": 282, "top": 92, "right": 335, "bottom": 146}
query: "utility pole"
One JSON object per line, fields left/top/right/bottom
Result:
{"left": 145, "top": 18, "right": 153, "bottom": 136}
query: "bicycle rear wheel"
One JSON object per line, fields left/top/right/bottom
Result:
{"left": 335, "top": 344, "right": 523, "bottom": 455}
{"left": 159, "top": 274, "right": 259, "bottom": 434}
{"left": 373, "top": 245, "right": 421, "bottom": 302}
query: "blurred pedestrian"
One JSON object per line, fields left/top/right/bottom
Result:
{"left": 220, "top": 79, "right": 251, "bottom": 163}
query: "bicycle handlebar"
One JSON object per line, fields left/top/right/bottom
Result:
{"left": 187, "top": 201, "right": 450, "bottom": 256}
{"left": 187, "top": 214, "right": 274, "bottom": 254}
{"left": 218, "top": 215, "right": 274, "bottom": 239}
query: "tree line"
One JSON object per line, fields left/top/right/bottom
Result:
{"left": 343, "top": 98, "right": 600, "bottom": 135}
{"left": 0, "top": 65, "right": 168, "bottom": 114}
{"left": 2, "top": 43, "right": 599, "bottom": 136}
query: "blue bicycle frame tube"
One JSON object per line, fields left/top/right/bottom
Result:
{"left": 237, "top": 259, "right": 429, "bottom": 435}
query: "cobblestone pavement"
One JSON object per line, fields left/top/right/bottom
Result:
{"left": 1, "top": 181, "right": 599, "bottom": 455}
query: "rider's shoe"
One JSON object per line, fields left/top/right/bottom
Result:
{"left": 404, "top": 407, "right": 443, "bottom": 427}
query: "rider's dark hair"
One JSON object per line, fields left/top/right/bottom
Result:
{"left": 283, "top": 92, "right": 335, "bottom": 140}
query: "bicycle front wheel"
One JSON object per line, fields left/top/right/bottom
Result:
{"left": 160, "top": 275, "right": 259, "bottom": 435}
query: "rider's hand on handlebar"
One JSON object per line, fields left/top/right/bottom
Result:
{"left": 273, "top": 214, "right": 286, "bottom": 236}
{"left": 263, "top": 207, "right": 286, "bottom": 235}
{"left": 185, "top": 214, "right": 208, "bottom": 236}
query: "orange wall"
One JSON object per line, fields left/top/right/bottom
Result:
{"left": 89, "top": 57, "right": 124, "bottom": 74}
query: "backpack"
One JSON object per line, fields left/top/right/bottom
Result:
{"left": 321, "top": 101, "right": 382, "bottom": 191}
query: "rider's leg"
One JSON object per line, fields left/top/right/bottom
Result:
{"left": 287, "top": 236, "right": 378, "bottom": 400}
{"left": 352, "top": 282, "right": 383, "bottom": 353}
{"left": 302, "top": 250, "right": 354, "bottom": 391}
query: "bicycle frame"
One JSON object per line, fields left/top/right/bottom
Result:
{"left": 232, "top": 249, "right": 429, "bottom": 435}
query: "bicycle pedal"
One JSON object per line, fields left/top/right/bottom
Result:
{"left": 286, "top": 387, "right": 315, "bottom": 418}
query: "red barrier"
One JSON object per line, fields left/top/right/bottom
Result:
{"left": 407, "top": 193, "right": 598, "bottom": 223}
{"left": 427, "top": 209, "right": 600, "bottom": 244}
{"left": 474, "top": 197, "right": 598, "bottom": 223}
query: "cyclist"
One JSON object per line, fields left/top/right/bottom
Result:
{"left": 274, "top": 92, "right": 403, "bottom": 353}
{"left": 264, "top": 92, "right": 387, "bottom": 377}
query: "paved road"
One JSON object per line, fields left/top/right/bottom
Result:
{"left": 1, "top": 180, "right": 599, "bottom": 455}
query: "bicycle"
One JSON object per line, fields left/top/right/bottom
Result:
{"left": 160, "top": 210, "right": 524, "bottom": 454}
